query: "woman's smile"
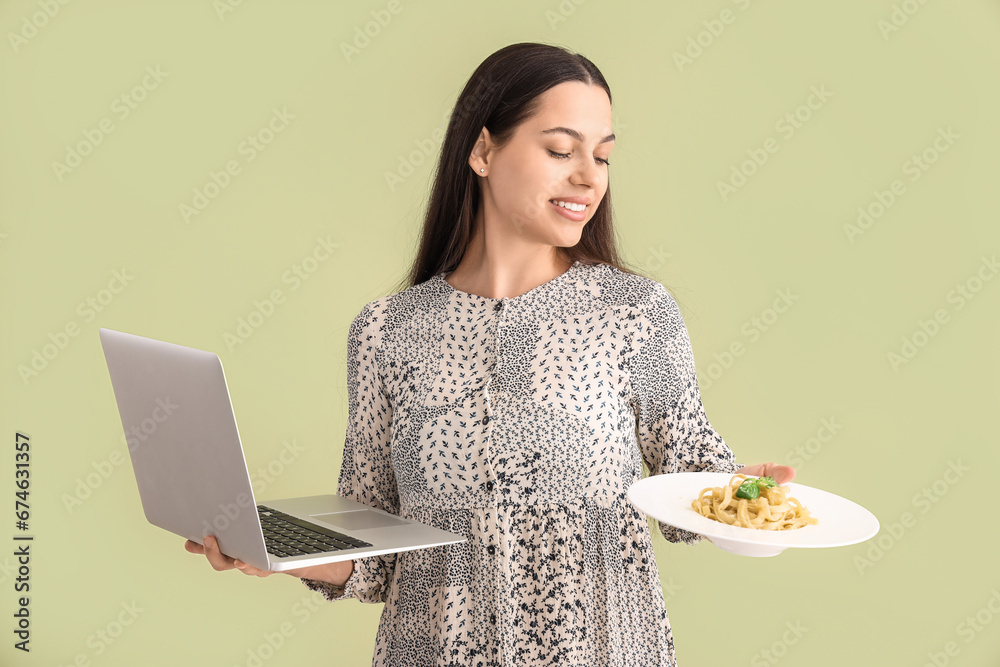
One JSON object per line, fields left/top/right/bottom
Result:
{"left": 548, "top": 197, "right": 591, "bottom": 221}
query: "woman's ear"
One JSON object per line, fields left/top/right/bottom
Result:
{"left": 468, "top": 126, "right": 494, "bottom": 175}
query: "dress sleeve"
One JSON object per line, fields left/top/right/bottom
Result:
{"left": 627, "top": 282, "right": 744, "bottom": 544}
{"left": 301, "top": 302, "right": 398, "bottom": 603}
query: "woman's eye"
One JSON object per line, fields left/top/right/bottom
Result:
{"left": 548, "top": 149, "right": 611, "bottom": 166}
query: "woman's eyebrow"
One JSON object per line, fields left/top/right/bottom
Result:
{"left": 540, "top": 127, "right": 615, "bottom": 144}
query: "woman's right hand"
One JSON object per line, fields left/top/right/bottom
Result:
{"left": 184, "top": 535, "right": 354, "bottom": 586}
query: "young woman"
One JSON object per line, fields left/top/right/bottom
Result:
{"left": 187, "top": 42, "right": 794, "bottom": 666}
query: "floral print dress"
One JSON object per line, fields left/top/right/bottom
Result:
{"left": 301, "top": 260, "right": 742, "bottom": 666}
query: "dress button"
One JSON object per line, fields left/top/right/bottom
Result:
{"left": 487, "top": 545, "right": 496, "bottom": 554}
{"left": 494, "top": 301, "right": 503, "bottom": 312}
{"left": 482, "top": 414, "right": 490, "bottom": 425}
{"left": 486, "top": 480, "right": 494, "bottom": 490}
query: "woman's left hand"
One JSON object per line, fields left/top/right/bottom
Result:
{"left": 735, "top": 462, "right": 796, "bottom": 484}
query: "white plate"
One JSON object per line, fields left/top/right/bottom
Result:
{"left": 626, "top": 472, "right": 880, "bottom": 557}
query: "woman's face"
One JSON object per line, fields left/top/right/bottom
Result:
{"left": 474, "top": 81, "right": 615, "bottom": 249}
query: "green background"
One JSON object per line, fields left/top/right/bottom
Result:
{"left": 2, "top": 1, "right": 998, "bottom": 665}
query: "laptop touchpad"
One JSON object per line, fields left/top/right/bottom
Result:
{"left": 312, "top": 510, "right": 409, "bottom": 531}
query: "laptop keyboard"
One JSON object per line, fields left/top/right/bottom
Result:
{"left": 257, "top": 505, "right": 373, "bottom": 559}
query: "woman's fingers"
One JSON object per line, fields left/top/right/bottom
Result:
{"left": 736, "top": 463, "right": 766, "bottom": 478}
{"left": 202, "top": 535, "right": 237, "bottom": 571}
{"left": 736, "top": 462, "right": 797, "bottom": 484}
{"left": 234, "top": 560, "right": 274, "bottom": 577}
{"left": 767, "top": 464, "right": 796, "bottom": 484}
{"left": 186, "top": 535, "right": 275, "bottom": 577}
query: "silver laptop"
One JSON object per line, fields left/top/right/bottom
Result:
{"left": 98, "top": 327, "right": 466, "bottom": 572}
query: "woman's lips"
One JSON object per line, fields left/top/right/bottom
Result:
{"left": 548, "top": 199, "right": 587, "bottom": 221}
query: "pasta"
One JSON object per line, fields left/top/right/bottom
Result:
{"left": 691, "top": 474, "right": 818, "bottom": 530}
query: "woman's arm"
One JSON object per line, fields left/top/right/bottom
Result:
{"left": 628, "top": 282, "right": 752, "bottom": 543}
{"left": 299, "top": 301, "right": 399, "bottom": 603}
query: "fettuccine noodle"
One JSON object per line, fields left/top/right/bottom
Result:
{"left": 691, "top": 474, "right": 818, "bottom": 530}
